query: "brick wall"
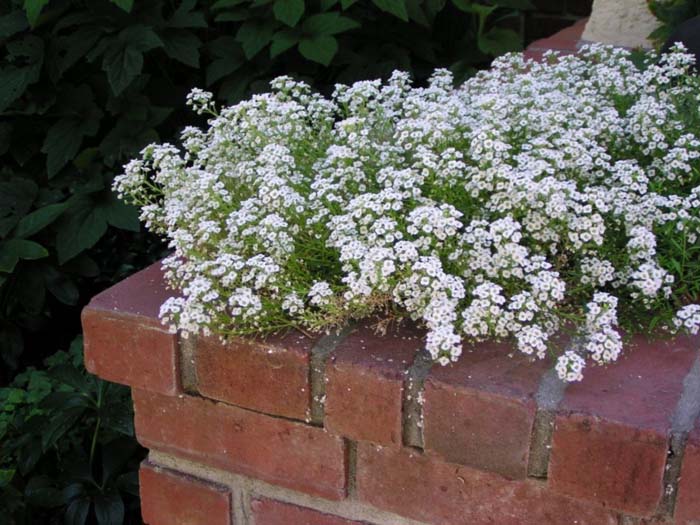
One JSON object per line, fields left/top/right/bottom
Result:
{"left": 83, "top": 256, "right": 700, "bottom": 524}
{"left": 81, "top": 25, "right": 700, "bottom": 524}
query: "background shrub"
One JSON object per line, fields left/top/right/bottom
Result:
{"left": 0, "top": 0, "right": 543, "bottom": 380}
{"left": 648, "top": 0, "right": 700, "bottom": 46}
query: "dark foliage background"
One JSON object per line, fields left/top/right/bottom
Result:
{"left": 0, "top": 0, "right": 598, "bottom": 523}
{"left": 0, "top": 0, "right": 541, "bottom": 381}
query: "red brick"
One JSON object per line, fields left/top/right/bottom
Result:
{"left": 551, "top": 414, "right": 668, "bottom": 516}
{"left": 251, "top": 498, "right": 366, "bottom": 525}
{"left": 525, "top": 18, "right": 586, "bottom": 56}
{"left": 196, "top": 331, "right": 316, "bottom": 420}
{"left": 423, "top": 341, "right": 547, "bottom": 479}
{"left": 133, "top": 389, "right": 347, "bottom": 500}
{"left": 676, "top": 420, "right": 700, "bottom": 524}
{"left": 325, "top": 323, "right": 422, "bottom": 445}
{"left": 356, "top": 443, "right": 617, "bottom": 525}
{"left": 549, "top": 335, "right": 699, "bottom": 516}
{"left": 140, "top": 462, "right": 231, "bottom": 525}
{"left": 82, "top": 262, "right": 179, "bottom": 395}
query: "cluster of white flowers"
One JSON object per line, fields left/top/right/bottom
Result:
{"left": 115, "top": 44, "right": 700, "bottom": 381}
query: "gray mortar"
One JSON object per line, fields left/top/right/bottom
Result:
{"left": 659, "top": 353, "right": 700, "bottom": 516}
{"left": 527, "top": 368, "right": 567, "bottom": 478}
{"left": 309, "top": 327, "right": 353, "bottom": 425}
{"left": 402, "top": 350, "right": 434, "bottom": 449}
{"left": 179, "top": 333, "right": 198, "bottom": 394}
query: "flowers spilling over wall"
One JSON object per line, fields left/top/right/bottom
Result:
{"left": 115, "top": 45, "right": 700, "bottom": 382}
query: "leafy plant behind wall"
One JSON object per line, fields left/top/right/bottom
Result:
{"left": 0, "top": 0, "right": 532, "bottom": 376}
{"left": 0, "top": 337, "right": 144, "bottom": 525}
{"left": 648, "top": 0, "right": 700, "bottom": 46}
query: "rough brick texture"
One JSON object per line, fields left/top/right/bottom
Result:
{"left": 133, "top": 389, "right": 347, "bottom": 500}
{"left": 196, "top": 331, "right": 315, "bottom": 420}
{"left": 356, "top": 443, "right": 617, "bottom": 525}
{"left": 251, "top": 498, "right": 366, "bottom": 525}
{"left": 549, "top": 336, "right": 698, "bottom": 516}
{"left": 324, "top": 323, "right": 422, "bottom": 445}
{"left": 81, "top": 23, "right": 700, "bottom": 525}
{"left": 676, "top": 421, "right": 700, "bottom": 524}
{"left": 140, "top": 462, "right": 232, "bottom": 525}
{"left": 82, "top": 262, "right": 179, "bottom": 395}
{"left": 423, "top": 341, "right": 546, "bottom": 479}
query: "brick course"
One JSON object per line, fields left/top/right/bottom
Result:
{"left": 140, "top": 462, "right": 232, "bottom": 525}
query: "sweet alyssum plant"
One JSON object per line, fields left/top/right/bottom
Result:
{"left": 115, "top": 44, "right": 700, "bottom": 382}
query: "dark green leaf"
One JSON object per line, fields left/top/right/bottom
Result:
{"left": 0, "top": 10, "right": 29, "bottom": 38}
{"left": 94, "top": 493, "right": 124, "bottom": 525}
{"left": 212, "top": 0, "right": 248, "bottom": 8}
{"left": 14, "top": 203, "right": 68, "bottom": 239}
{"left": 406, "top": 0, "right": 430, "bottom": 26}
{"left": 320, "top": 0, "right": 339, "bottom": 10}
{"left": 169, "top": 0, "right": 207, "bottom": 28}
{"left": 16, "top": 266, "right": 46, "bottom": 314}
{"left": 100, "top": 193, "right": 140, "bottom": 232}
{"left": 41, "top": 84, "right": 103, "bottom": 177}
{"left": 0, "top": 240, "right": 48, "bottom": 273}
{"left": 371, "top": 0, "right": 408, "bottom": 21}
{"left": 55, "top": 27, "right": 102, "bottom": 77}
{"left": 101, "top": 438, "right": 137, "bottom": 485}
{"left": 65, "top": 498, "right": 90, "bottom": 525}
{"left": 270, "top": 30, "right": 300, "bottom": 57}
{"left": 62, "top": 254, "right": 100, "bottom": 278}
{"left": 24, "top": 0, "right": 49, "bottom": 26}
{"left": 25, "top": 476, "right": 63, "bottom": 508}
{"left": 62, "top": 483, "right": 86, "bottom": 503}
{"left": 44, "top": 266, "right": 80, "bottom": 305}
{"left": 115, "top": 471, "right": 139, "bottom": 496}
{"left": 302, "top": 12, "right": 360, "bottom": 35}
{"left": 163, "top": 31, "right": 202, "bottom": 67}
{"left": 0, "top": 36, "right": 44, "bottom": 109}
{"left": 0, "top": 469, "right": 14, "bottom": 488}
{"left": 340, "top": 0, "right": 358, "bottom": 7}
{"left": 207, "top": 37, "right": 245, "bottom": 85}
{"left": 111, "top": 0, "right": 134, "bottom": 12}
{"left": 490, "top": 0, "right": 533, "bottom": 8}
{"left": 0, "top": 177, "right": 37, "bottom": 237}
{"left": 50, "top": 362, "right": 89, "bottom": 391}
{"left": 17, "top": 437, "right": 42, "bottom": 475}
{"left": 55, "top": 196, "right": 109, "bottom": 264}
{"left": 103, "top": 26, "right": 163, "bottom": 95}
{"left": 298, "top": 34, "right": 338, "bottom": 65}
{"left": 478, "top": 27, "right": 521, "bottom": 55}
{"left": 41, "top": 406, "right": 86, "bottom": 449}
{"left": 236, "top": 21, "right": 275, "bottom": 59}
{"left": 273, "top": 0, "right": 305, "bottom": 26}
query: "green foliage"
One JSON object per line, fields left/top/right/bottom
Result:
{"left": 0, "top": 0, "right": 531, "bottom": 374}
{"left": 648, "top": 0, "right": 700, "bottom": 46}
{"left": 0, "top": 337, "right": 144, "bottom": 525}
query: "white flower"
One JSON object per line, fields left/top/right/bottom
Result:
{"left": 117, "top": 45, "right": 700, "bottom": 382}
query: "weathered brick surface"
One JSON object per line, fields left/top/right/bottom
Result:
{"left": 423, "top": 341, "right": 546, "bottom": 479}
{"left": 196, "top": 331, "right": 316, "bottom": 420}
{"left": 133, "top": 389, "right": 347, "bottom": 500}
{"left": 251, "top": 498, "right": 367, "bottom": 525}
{"left": 549, "top": 335, "right": 698, "bottom": 516}
{"left": 325, "top": 323, "right": 422, "bottom": 445}
{"left": 82, "top": 262, "right": 179, "bottom": 395}
{"left": 140, "top": 462, "right": 232, "bottom": 525}
{"left": 524, "top": 18, "right": 587, "bottom": 60}
{"left": 356, "top": 443, "right": 617, "bottom": 525}
{"left": 676, "top": 420, "right": 700, "bottom": 524}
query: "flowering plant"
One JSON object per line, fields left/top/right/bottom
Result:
{"left": 115, "top": 45, "right": 700, "bottom": 382}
